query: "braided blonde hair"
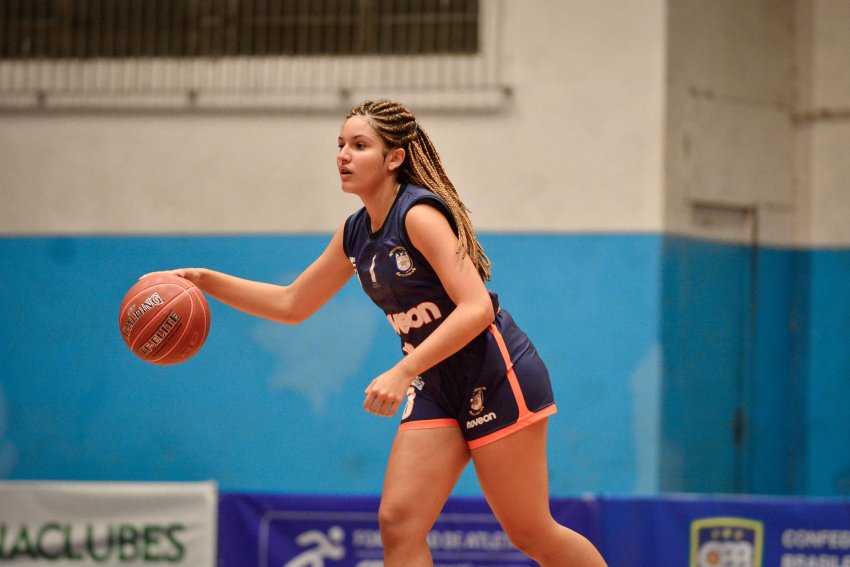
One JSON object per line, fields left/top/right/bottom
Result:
{"left": 347, "top": 99, "right": 492, "bottom": 281}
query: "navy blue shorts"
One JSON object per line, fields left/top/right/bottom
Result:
{"left": 399, "top": 309, "right": 556, "bottom": 449}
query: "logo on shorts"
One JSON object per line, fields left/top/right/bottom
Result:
{"left": 466, "top": 412, "right": 497, "bottom": 430}
{"left": 690, "top": 517, "right": 763, "bottom": 567}
{"left": 390, "top": 246, "right": 416, "bottom": 277}
{"left": 469, "top": 387, "right": 487, "bottom": 416}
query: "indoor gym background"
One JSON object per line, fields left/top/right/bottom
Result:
{"left": 1, "top": 1, "right": 849, "bottom": 565}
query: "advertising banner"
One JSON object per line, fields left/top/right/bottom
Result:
{"left": 219, "top": 492, "right": 850, "bottom": 567}
{"left": 218, "top": 492, "right": 599, "bottom": 567}
{"left": 597, "top": 495, "right": 850, "bottom": 567}
{"left": 0, "top": 481, "right": 217, "bottom": 566}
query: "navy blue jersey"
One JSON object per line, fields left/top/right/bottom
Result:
{"left": 343, "top": 183, "right": 498, "bottom": 356}
{"left": 343, "top": 183, "right": 556, "bottom": 446}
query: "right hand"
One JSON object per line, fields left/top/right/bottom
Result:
{"left": 141, "top": 268, "right": 205, "bottom": 286}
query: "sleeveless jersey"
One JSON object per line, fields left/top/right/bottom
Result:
{"left": 343, "top": 183, "right": 498, "bottom": 356}
{"left": 343, "top": 184, "right": 556, "bottom": 445}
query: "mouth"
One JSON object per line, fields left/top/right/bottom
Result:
{"left": 339, "top": 167, "right": 352, "bottom": 178}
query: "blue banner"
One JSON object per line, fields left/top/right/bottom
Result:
{"left": 219, "top": 493, "right": 850, "bottom": 567}
{"left": 597, "top": 495, "right": 850, "bottom": 567}
{"left": 218, "top": 493, "right": 598, "bottom": 567}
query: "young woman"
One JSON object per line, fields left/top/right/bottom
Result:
{"left": 162, "top": 100, "right": 607, "bottom": 566}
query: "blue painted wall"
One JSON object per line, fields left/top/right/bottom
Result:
{"left": 660, "top": 238, "right": 850, "bottom": 497}
{"left": 806, "top": 250, "right": 850, "bottom": 495}
{"left": 1, "top": 234, "right": 848, "bottom": 497}
{"left": 0, "top": 234, "right": 661, "bottom": 496}
{"left": 660, "top": 239, "right": 806, "bottom": 495}
{"left": 661, "top": 238, "right": 755, "bottom": 493}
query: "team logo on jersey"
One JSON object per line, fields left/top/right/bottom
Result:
{"left": 387, "top": 302, "right": 442, "bottom": 336}
{"left": 390, "top": 246, "right": 416, "bottom": 277}
{"left": 469, "top": 387, "right": 487, "bottom": 416}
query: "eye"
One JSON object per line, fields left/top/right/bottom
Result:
{"left": 355, "top": 142, "right": 366, "bottom": 150}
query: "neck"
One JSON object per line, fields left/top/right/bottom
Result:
{"left": 362, "top": 179, "right": 401, "bottom": 232}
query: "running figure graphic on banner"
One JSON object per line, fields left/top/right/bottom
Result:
{"left": 283, "top": 526, "right": 346, "bottom": 567}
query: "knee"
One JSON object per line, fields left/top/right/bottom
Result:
{"left": 502, "top": 519, "right": 566, "bottom": 560}
{"left": 503, "top": 521, "right": 606, "bottom": 566}
{"left": 378, "top": 499, "right": 428, "bottom": 548}
{"left": 502, "top": 522, "right": 542, "bottom": 557}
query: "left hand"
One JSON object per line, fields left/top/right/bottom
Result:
{"left": 363, "top": 367, "right": 414, "bottom": 417}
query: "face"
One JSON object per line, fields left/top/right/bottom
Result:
{"left": 337, "top": 115, "right": 404, "bottom": 196}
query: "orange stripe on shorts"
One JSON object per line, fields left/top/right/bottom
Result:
{"left": 488, "top": 322, "right": 531, "bottom": 419}
{"left": 468, "top": 404, "right": 557, "bottom": 450}
{"left": 399, "top": 418, "right": 459, "bottom": 431}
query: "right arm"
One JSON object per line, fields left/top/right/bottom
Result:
{"left": 164, "top": 224, "right": 353, "bottom": 325}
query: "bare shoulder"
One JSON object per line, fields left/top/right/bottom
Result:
{"left": 405, "top": 203, "right": 460, "bottom": 267}
{"left": 405, "top": 202, "right": 454, "bottom": 237}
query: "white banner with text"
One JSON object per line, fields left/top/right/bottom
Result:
{"left": 0, "top": 481, "right": 217, "bottom": 565}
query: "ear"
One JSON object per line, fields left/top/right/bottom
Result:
{"left": 385, "top": 147, "right": 406, "bottom": 172}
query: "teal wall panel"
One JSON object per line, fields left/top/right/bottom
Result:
{"left": 806, "top": 250, "right": 850, "bottom": 495}
{"left": 661, "top": 237, "right": 754, "bottom": 493}
{"left": 2, "top": 235, "right": 848, "bottom": 496}
{"left": 0, "top": 234, "right": 661, "bottom": 496}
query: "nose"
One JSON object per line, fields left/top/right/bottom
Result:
{"left": 337, "top": 145, "right": 350, "bottom": 164}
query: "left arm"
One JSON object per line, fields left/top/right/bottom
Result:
{"left": 363, "top": 203, "right": 495, "bottom": 416}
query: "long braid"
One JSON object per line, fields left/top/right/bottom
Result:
{"left": 347, "top": 100, "right": 492, "bottom": 281}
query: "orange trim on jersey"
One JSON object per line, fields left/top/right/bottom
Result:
{"left": 399, "top": 418, "right": 459, "bottom": 431}
{"left": 468, "top": 404, "right": 557, "bottom": 450}
{"left": 488, "top": 322, "right": 531, "bottom": 418}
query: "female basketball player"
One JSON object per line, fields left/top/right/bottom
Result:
{"left": 161, "top": 100, "right": 607, "bottom": 566}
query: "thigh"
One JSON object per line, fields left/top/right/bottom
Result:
{"left": 470, "top": 418, "right": 553, "bottom": 527}
{"left": 472, "top": 419, "right": 609, "bottom": 566}
{"left": 381, "top": 427, "right": 471, "bottom": 529}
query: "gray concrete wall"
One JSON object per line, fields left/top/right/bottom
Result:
{"left": 0, "top": 0, "right": 666, "bottom": 236}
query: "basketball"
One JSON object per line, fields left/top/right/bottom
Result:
{"left": 119, "top": 273, "right": 210, "bottom": 365}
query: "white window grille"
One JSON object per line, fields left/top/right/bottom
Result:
{"left": 0, "top": 0, "right": 509, "bottom": 111}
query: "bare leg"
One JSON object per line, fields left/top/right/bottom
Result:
{"left": 472, "top": 419, "right": 608, "bottom": 566}
{"left": 379, "top": 427, "right": 470, "bottom": 567}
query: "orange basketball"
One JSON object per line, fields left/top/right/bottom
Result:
{"left": 119, "top": 273, "right": 210, "bottom": 365}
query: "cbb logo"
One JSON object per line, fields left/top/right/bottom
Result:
{"left": 690, "top": 517, "right": 764, "bottom": 567}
